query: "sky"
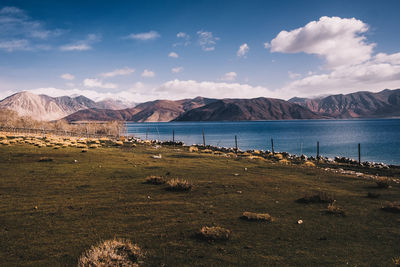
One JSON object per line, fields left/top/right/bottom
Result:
{"left": 1, "top": 0, "right": 400, "bottom": 103}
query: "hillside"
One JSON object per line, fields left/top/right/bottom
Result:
{"left": 289, "top": 89, "right": 400, "bottom": 118}
{"left": 65, "top": 97, "right": 217, "bottom": 122}
{"left": 175, "top": 97, "right": 324, "bottom": 121}
{"left": 0, "top": 92, "right": 132, "bottom": 121}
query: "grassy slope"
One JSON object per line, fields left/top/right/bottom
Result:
{"left": 0, "top": 144, "right": 399, "bottom": 266}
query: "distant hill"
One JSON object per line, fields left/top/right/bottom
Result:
{"left": 65, "top": 97, "right": 217, "bottom": 122}
{"left": 0, "top": 92, "right": 134, "bottom": 121}
{"left": 174, "top": 97, "right": 323, "bottom": 121}
{"left": 289, "top": 89, "right": 400, "bottom": 118}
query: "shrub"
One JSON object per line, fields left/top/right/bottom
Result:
{"left": 145, "top": 176, "right": 165, "bottom": 185}
{"left": 78, "top": 238, "right": 142, "bottom": 267}
{"left": 304, "top": 161, "right": 316, "bottom": 167}
{"left": 38, "top": 157, "right": 53, "bottom": 162}
{"left": 326, "top": 201, "right": 346, "bottom": 216}
{"left": 366, "top": 192, "right": 380, "bottom": 198}
{"left": 166, "top": 178, "right": 192, "bottom": 191}
{"left": 189, "top": 146, "right": 198, "bottom": 152}
{"left": 297, "top": 191, "right": 335, "bottom": 204}
{"left": 199, "top": 226, "right": 231, "bottom": 241}
{"left": 240, "top": 211, "right": 274, "bottom": 222}
{"left": 382, "top": 202, "right": 400, "bottom": 213}
{"left": 393, "top": 256, "right": 400, "bottom": 266}
{"left": 376, "top": 179, "right": 390, "bottom": 189}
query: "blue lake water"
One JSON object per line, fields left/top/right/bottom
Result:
{"left": 126, "top": 119, "right": 400, "bottom": 165}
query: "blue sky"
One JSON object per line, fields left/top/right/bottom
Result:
{"left": 1, "top": 0, "right": 400, "bottom": 102}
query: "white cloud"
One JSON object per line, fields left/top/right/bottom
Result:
{"left": 288, "top": 71, "right": 301, "bottom": 79}
{"left": 100, "top": 67, "right": 135, "bottom": 78}
{"left": 125, "top": 31, "right": 160, "bottom": 41}
{"left": 83, "top": 78, "right": 117, "bottom": 89}
{"left": 168, "top": 52, "right": 179, "bottom": 58}
{"left": 197, "top": 30, "right": 219, "bottom": 51}
{"left": 155, "top": 79, "right": 276, "bottom": 99}
{"left": 60, "top": 73, "right": 75, "bottom": 80}
{"left": 237, "top": 43, "right": 249, "bottom": 57}
{"left": 141, "top": 69, "right": 155, "bottom": 78}
{"left": 171, "top": 67, "right": 183, "bottom": 73}
{"left": 60, "top": 33, "right": 101, "bottom": 51}
{"left": 375, "top": 52, "right": 400, "bottom": 65}
{"left": 221, "top": 72, "right": 237, "bottom": 81}
{"left": 0, "top": 6, "right": 63, "bottom": 51}
{"left": 174, "top": 32, "right": 190, "bottom": 47}
{"left": 281, "top": 52, "right": 400, "bottom": 98}
{"left": 266, "top": 16, "right": 375, "bottom": 68}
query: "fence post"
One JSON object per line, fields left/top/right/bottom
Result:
{"left": 271, "top": 138, "right": 274, "bottom": 154}
{"left": 235, "top": 135, "right": 238, "bottom": 153}
{"left": 317, "top": 141, "right": 320, "bottom": 159}
{"left": 358, "top": 143, "right": 361, "bottom": 165}
{"left": 202, "top": 130, "right": 205, "bottom": 147}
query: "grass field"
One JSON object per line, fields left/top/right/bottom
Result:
{"left": 1, "top": 143, "right": 399, "bottom": 266}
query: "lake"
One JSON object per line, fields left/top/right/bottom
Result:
{"left": 126, "top": 119, "right": 400, "bottom": 165}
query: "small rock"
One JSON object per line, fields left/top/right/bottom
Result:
{"left": 151, "top": 154, "right": 162, "bottom": 159}
{"left": 244, "top": 167, "right": 248, "bottom": 171}
{"left": 297, "top": 219, "right": 303, "bottom": 224}
{"left": 34, "top": 206, "right": 38, "bottom": 210}
{"left": 237, "top": 190, "right": 242, "bottom": 194}
{"left": 233, "top": 173, "right": 240, "bottom": 176}
{"left": 147, "top": 196, "right": 151, "bottom": 199}
{"left": 73, "top": 159, "right": 78, "bottom": 163}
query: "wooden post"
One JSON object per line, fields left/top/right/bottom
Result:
{"left": 235, "top": 135, "right": 238, "bottom": 153}
{"left": 172, "top": 129, "right": 175, "bottom": 143}
{"left": 271, "top": 138, "right": 274, "bottom": 154}
{"left": 317, "top": 141, "right": 320, "bottom": 159}
{"left": 202, "top": 130, "right": 206, "bottom": 147}
{"left": 358, "top": 143, "right": 361, "bottom": 165}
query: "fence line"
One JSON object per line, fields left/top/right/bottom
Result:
{"left": 0, "top": 126, "right": 118, "bottom": 139}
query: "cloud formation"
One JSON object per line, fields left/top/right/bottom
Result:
{"left": 141, "top": 69, "right": 155, "bottom": 78}
{"left": 266, "top": 16, "right": 375, "bottom": 69}
{"left": 100, "top": 67, "right": 135, "bottom": 78}
{"left": 60, "top": 34, "right": 101, "bottom": 51}
{"left": 197, "top": 30, "right": 219, "bottom": 51}
{"left": 221, "top": 72, "right": 237, "bottom": 81}
{"left": 83, "top": 78, "right": 117, "bottom": 89}
{"left": 174, "top": 32, "right": 190, "bottom": 47}
{"left": 0, "top": 6, "right": 63, "bottom": 51}
{"left": 171, "top": 67, "right": 183, "bottom": 73}
{"left": 237, "top": 43, "right": 249, "bottom": 57}
{"left": 60, "top": 73, "right": 75, "bottom": 80}
{"left": 125, "top": 31, "right": 160, "bottom": 41}
{"left": 168, "top": 52, "right": 179, "bottom": 58}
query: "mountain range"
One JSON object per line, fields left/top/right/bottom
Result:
{"left": 0, "top": 91, "right": 133, "bottom": 121}
{"left": 0, "top": 89, "right": 399, "bottom": 122}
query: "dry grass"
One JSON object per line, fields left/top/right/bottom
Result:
{"left": 326, "top": 201, "right": 346, "bottom": 216}
{"left": 297, "top": 191, "right": 335, "bottom": 204}
{"left": 78, "top": 238, "right": 142, "bottom": 267}
{"left": 145, "top": 176, "right": 166, "bottom": 185}
{"left": 376, "top": 179, "right": 390, "bottom": 189}
{"left": 166, "top": 178, "right": 192, "bottom": 191}
{"left": 240, "top": 212, "right": 274, "bottom": 222}
{"left": 382, "top": 202, "right": 400, "bottom": 213}
{"left": 198, "top": 226, "right": 231, "bottom": 241}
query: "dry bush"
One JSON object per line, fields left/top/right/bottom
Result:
{"left": 376, "top": 179, "right": 390, "bottom": 189}
{"left": 241, "top": 212, "right": 274, "bottom": 222}
{"left": 382, "top": 202, "right": 400, "bottom": 213}
{"left": 199, "top": 226, "right": 231, "bottom": 241}
{"left": 166, "top": 178, "right": 192, "bottom": 191}
{"left": 38, "top": 157, "right": 53, "bottom": 162}
{"left": 393, "top": 256, "right": 400, "bottom": 266}
{"left": 297, "top": 191, "right": 335, "bottom": 204}
{"left": 366, "top": 192, "right": 380, "bottom": 198}
{"left": 326, "top": 201, "right": 346, "bottom": 216}
{"left": 78, "top": 238, "right": 142, "bottom": 267}
{"left": 145, "top": 176, "right": 165, "bottom": 185}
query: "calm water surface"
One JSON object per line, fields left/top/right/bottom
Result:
{"left": 126, "top": 119, "right": 400, "bottom": 165}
